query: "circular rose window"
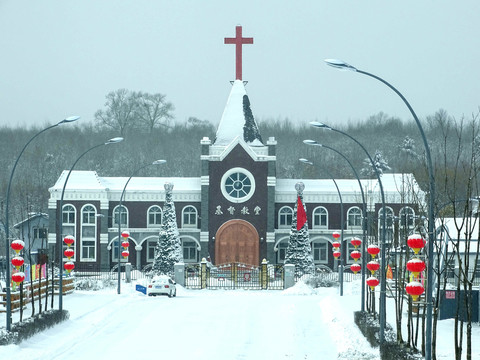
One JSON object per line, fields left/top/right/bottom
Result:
{"left": 221, "top": 168, "right": 255, "bottom": 203}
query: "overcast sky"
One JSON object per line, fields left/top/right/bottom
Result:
{"left": 1, "top": 1, "right": 479, "bottom": 129}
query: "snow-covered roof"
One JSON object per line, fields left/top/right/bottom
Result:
{"left": 13, "top": 212, "right": 48, "bottom": 229}
{"left": 436, "top": 217, "right": 479, "bottom": 240}
{"left": 214, "top": 80, "right": 263, "bottom": 147}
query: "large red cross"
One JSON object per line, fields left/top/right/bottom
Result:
{"left": 224, "top": 25, "right": 253, "bottom": 80}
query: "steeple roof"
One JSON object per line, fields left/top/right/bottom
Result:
{"left": 214, "top": 80, "right": 263, "bottom": 147}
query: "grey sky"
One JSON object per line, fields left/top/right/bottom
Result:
{"left": 1, "top": 1, "right": 479, "bottom": 129}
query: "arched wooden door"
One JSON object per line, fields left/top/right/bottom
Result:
{"left": 215, "top": 220, "right": 259, "bottom": 266}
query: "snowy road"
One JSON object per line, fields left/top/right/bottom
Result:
{"left": 2, "top": 283, "right": 380, "bottom": 359}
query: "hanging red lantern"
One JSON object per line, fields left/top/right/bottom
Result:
{"left": 407, "top": 234, "right": 425, "bottom": 255}
{"left": 12, "top": 272, "right": 25, "bottom": 285}
{"left": 367, "top": 260, "right": 380, "bottom": 275}
{"left": 121, "top": 249, "right": 129, "bottom": 259}
{"left": 406, "top": 281, "right": 424, "bottom": 301}
{"left": 64, "top": 248, "right": 74, "bottom": 259}
{"left": 64, "top": 261, "right": 75, "bottom": 273}
{"left": 333, "top": 250, "right": 341, "bottom": 259}
{"left": 350, "top": 263, "right": 361, "bottom": 274}
{"left": 406, "top": 258, "right": 426, "bottom": 278}
{"left": 121, "top": 230, "right": 130, "bottom": 239}
{"left": 332, "top": 241, "right": 341, "bottom": 249}
{"left": 366, "top": 276, "right": 379, "bottom": 291}
{"left": 350, "top": 237, "right": 362, "bottom": 248}
{"left": 11, "top": 239, "right": 25, "bottom": 254}
{"left": 350, "top": 250, "right": 361, "bottom": 262}
{"left": 332, "top": 231, "right": 340, "bottom": 239}
{"left": 11, "top": 256, "right": 24, "bottom": 270}
{"left": 367, "top": 244, "right": 380, "bottom": 259}
{"left": 121, "top": 240, "right": 130, "bottom": 249}
{"left": 63, "top": 235, "right": 75, "bottom": 247}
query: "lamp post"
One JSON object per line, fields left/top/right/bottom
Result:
{"left": 4, "top": 115, "right": 80, "bottom": 331}
{"left": 303, "top": 140, "right": 368, "bottom": 311}
{"left": 309, "top": 121, "right": 388, "bottom": 343}
{"left": 325, "top": 59, "right": 435, "bottom": 359}
{"left": 58, "top": 137, "right": 123, "bottom": 310}
{"left": 299, "top": 158, "right": 345, "bottom": 295}
{"left": 116, "top": 159, "right": 167, "bottom": 295}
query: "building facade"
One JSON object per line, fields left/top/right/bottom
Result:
{"left": 47, "top": 80, "right": 424, "bottom": 272}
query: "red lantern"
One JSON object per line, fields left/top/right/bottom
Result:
{"left": 366, "top": 276, "right": 379, "bottom": 291}
{"left": 64, "top": 261, "right": 75, "bottom": 273}
{"left": 64, "top": 248, "right": 74, "bottom": 259}
{"left": 350, "top": 237, "right": 362, "bottom": 248}
{"left": 121, "top": 230, "right": 130, "bottom": 239}
{"left": 12, "top": 272, "right": 25, "bottom": 285}
{"left": 63, "top": 235, "right": 75, "bottom": 247}
{"left": 367, "top": 244, "right": 380, "bottom": 259}
{"left": 407, "top": 234, "right": 425, "bottom": 255}
{"left": 367, "top": 260, "right": 380, "bottom": 275}
{"left": 121, "top": 250, "right": 129, "bottom": 259}
{"left": 350, "top": 250, "right": 361, "bottom": 262}
{"left": 350, "top": 263, "right": 361, "bottom": 274}
{"left": 406, "top": 281, "right": 424, "bottom": 301}
{"left": 11, "top": 256, "right": 24, "bottom": 270}
{"left": 406, "top": 258, "right": 426, "bottom": 278}
{"left": 333, "top": 250, "right": 341, "bottom": 259}
{"left": 121, "top": 240, "right": 130, "bottom": 249}
{"left": 332, "top": 231, "right": 340, "bottom": 239}
{"left": 11, "top": 239, "right": 25, "bottom": 254}
{"left": 332, "top": 241, "right": 341, "bottom": 249}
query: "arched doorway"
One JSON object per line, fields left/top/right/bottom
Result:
{"left": 215, "top": 219, "right": 259, "bottom": 266}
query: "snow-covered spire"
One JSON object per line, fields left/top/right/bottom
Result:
{"left": 214, "top": 80, "right": 263, "bottom": 146}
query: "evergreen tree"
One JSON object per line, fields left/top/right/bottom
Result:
{"left": 360, "top": 150, "right": 391, "bottom": 177}
{"left": 284, "top": 182, "right": 315, "bottom": 278}
{"left": 242, "top": 95, "right": 263, "bottom": 144}
{"left": 151, "top": 182, "right": 183, "bottom": 276}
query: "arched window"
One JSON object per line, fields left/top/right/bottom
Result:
{"left": 311, "top": 239, "right": 328, "bottom": 263}
{"left": 347, "top": 207, "right": 362, "bottom": 228}
{"left": 148, "top": 206, "right": 163, "bottom": 227}
{"left": 62, "top": 204, "right": 76, "bottom": 261}
{"left": 276, "top": 239, "right": 289, "bottom": 263}
{"left": 81, "top": 204, "right": 97, "bottom": 261}
{"left": 278, "top": 206, "right": 293, "bottom": 228}
{"left": 113, "top": 205, "right": 128, "bottom": 227}
{"left": 182, "top": 206, "right": 198, "bottom": 228}
{"left": 399, "top": 207, "right": 415, "bottom": 229}
{"left": 313, "top": 207, "right": 328, "bottom": 229}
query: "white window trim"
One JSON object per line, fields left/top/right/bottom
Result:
{"left": 220, "top": 167, "right": 256, "bottom": 203}
{"left": 278, "top": 206, "right": 293, "bottom": 229}
{"left": 80, "top": 204, "right": 97, "bottom": 262}
{"left": 347, "top": 206, "right": 363, "bottom": 229}
{"left": 113, "top": 205, "right": 129, "bottom": 228}
{"left": 62, "top": 204, "right": 77, "bottom": 262}
{"left": 182, "top": 206, "right": 198, "bottom": 228}
{"left": 312, "top": 206, "right": 328, "bottom": 229}
{"left": 147, "top": 205, "right": 163, "bottom": 228}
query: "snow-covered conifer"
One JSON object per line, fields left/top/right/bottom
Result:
{"left": 284, "top": 182, "right": 315, "bottom": 278}
{"left": 360, "top": 150, "right": 391, "bottom": 177}
{"left": 151, "top": 182, "right": 183, "bottom": 276}
{"left": 242, "top": 95, "right": 263, "bottom": 144}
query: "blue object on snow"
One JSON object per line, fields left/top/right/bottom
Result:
{"left": 136, "top": 284, "right": 146, "bottom": 294}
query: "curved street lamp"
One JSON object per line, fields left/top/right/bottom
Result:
{"left": 4, "top": 115, "right": 80, "bottom": 331}
{"left": 58, "top": 137, "right": 124, "bottom": 310}
{"left": 299, "top": 158, "right": 345, "bottom": 296}
{"left": 116, "top": 159, "right": 167, "bottom": 295}
{"left": 309, "top": 121, "right": 388, "bottom": 343}
{"left": 303, "top": 140, "right": 368, "bottom": 311}
{"left": 325, "top": 58, "right": 435, "bottom": 359}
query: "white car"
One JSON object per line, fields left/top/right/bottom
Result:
{"left": 147, "top": 275, "right": 177, "bottom": 297}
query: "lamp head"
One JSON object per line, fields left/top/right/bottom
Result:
{"left": 58, "top": 116, "right": 80, "bottom": 124}
{"left": 310, "top": 121, "right": 332, "bottom": 130}
{"left": 303, "top": 139, "right": 321, "bottom": 147}
{"left": 324, "top": 59, "right": 357, "bottom": 72}
{"left": 299, "top": 158, "right": 314, "bottom": 166}
{"left": 106, "top": 137, "right": 124, "bottom": 145}
{"left": 153, "top": 159, "right": 167, "bottom": 165}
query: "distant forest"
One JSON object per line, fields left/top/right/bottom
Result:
{"left": 1, "top": 108, "right": 479, "bottom": 227}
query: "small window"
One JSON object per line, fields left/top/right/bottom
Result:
{"left": 113, "top": 205, "right": 128, "bottom": 227}
{"left": 81, "top": 205, "right": 97, "bottom": 261}
{"left": 182, "top": 206, "right": 198, "bottom": 228}
{"left": 182, "top": 240, "right": 198, "bottom": 262}
{"left": 347, "top": 207, "right": 362, "bottom": 228}
{"left": 147, "top": 240, "right": 157, "bottom": 261}
{"left": 313, "top": 207, "right": 328, "bottom": 229}
{"left": 277, "top": 240, "right": 289, "bottom": 263}
{"left": 148, "top": 206, "right": 163, "bottom": 227}
{"left": 278, "top": 207, "right": 293, "bottom": 228}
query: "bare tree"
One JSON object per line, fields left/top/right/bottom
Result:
{"left": 136, "top": 91, "right": 174, "bottom": 131}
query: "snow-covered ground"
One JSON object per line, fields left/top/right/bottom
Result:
{"left": 1, "top": 280, "right": 478, "bottom": 359}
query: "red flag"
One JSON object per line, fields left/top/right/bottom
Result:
{"left": 296, "top": 196, "right": 307, "bottom": 231}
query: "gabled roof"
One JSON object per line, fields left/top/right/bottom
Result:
{"left": 14, "top": 212, "right": 48, "bottom": 229}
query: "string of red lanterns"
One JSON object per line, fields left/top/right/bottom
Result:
{"left": 332, "top": 232, "right": 341, "bottom": 259}
{"left": 366, "top": 242, "right": 380, "bottom": 293}
{"left": 405, "top": 234, "right": 426, "bottom": 301}
{"left": 63, "top": 235, "right": 75, "bottom": 274}
{"left": 121, "top": 230, "right": 130, "bottom": 259}
{"left": 10, "top": 240, "right": 25, "bottom": 286}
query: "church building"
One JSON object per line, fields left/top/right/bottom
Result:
{"left": 47, "top": 26, "right": 423, "bottom": 272}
